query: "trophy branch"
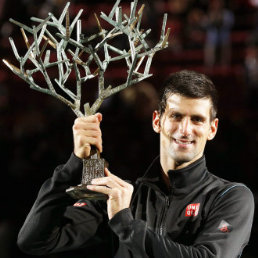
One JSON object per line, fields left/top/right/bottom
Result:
{"left": 2, "top": 0, "right": 170, "bottom": 199}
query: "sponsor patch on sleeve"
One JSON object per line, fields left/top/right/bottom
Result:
{"left": 218, "top": 220, "right": 233, "bottom": 233}
{"left": 73, "top": 201, "right": 87, "bottom": 207}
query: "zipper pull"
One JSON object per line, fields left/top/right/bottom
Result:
{"left": 165, "top": 196, "right": 170, "bottom": 206}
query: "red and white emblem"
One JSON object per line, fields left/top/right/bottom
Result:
{"left": 218, "top": 220, "right": 232, "bottom": 232}
{"left": 73, "top": 202, "right": 87, "bottom": 207}
{"left": 185, "top": 203, "right": 200, "bottom": 217}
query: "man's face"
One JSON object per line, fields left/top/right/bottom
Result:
{"left": 153, "top": 94, "right": 218, "bottom": 168}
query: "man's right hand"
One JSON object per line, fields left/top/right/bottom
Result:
{"left": 72, "top": 113, "right": 103, "bottom": 159}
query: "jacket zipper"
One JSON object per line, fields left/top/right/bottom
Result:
{"left": 142, "top": 181, "right": 174, "bottom": 236}
{"left": 158, "top": 184, "right": 174, "bottom": 235}
{"left": 159, "top": 196, "right": 170, "bottom": 235}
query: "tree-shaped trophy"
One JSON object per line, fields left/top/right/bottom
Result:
{"left": 3, "top": 0, "right": 170, "bottom": 199}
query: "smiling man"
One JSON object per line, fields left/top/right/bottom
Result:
{"left": 18, "top": 70, "right": 254, "bottom": 258}
{"left": 154, "top": 94, "right": 218, "bottom": 166}
{"left": 152, "top": 71, "right": 219, "bottom": 186}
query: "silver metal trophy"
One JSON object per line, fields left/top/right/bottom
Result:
{"left": 3, "top": 0, "right": 170, "bottom": 199}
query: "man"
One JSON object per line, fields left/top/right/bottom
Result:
{"left": 17, "top": 70, "right": 254, "bottom": 257}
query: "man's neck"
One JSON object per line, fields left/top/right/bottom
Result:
{"left": 160, "top": 153, "right": 203, "bottom": 177}
{"left": 160, "top": 155, "right": 183, "bottom": 173}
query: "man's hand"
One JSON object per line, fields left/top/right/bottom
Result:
{"left": 87, "top": 168, "right": 134, "bottom": 219}
{"left": 73, "top": 113, "right": 102, "bottom": 159}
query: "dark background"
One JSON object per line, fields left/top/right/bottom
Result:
{"left": 0, "top": 0, "right": 257, "bottom": 257}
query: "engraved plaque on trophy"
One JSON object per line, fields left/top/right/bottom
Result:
{"left": 66, "top": 147, "right": 107, "bottom": 200}
{"left": 3, "top": 0, "right": 170, "bottom": 199}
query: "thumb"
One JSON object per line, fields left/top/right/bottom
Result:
{"left": 104, "top": 167, "right": 111, "bottom": 176}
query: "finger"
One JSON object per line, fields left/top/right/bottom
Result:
{"left": 75, "top": 113, "right": 102, "bottom": 125}
{"left": 74, "top": 132, "right": 102, "bottom": 147}
{"left": 83, "top": 136, "right": 102, "bottom": 153}
{"left": 88, "top": 137, "right": 102, "bottom": 153}
{"left": 95, "top": 113, "right": 102, "bottom": 122}
{"left": 104, "top": 168, "right": 130, "bottom": 188}
{"left": 74, "top": 135, "right": 102, "bottom": 154}
{"left": 91, "top": 177, "right": 121, "bottom": 189}
{"left": 87, "top": 184, "right": 111, "bottom": 195}
{"left": 74, "top": 128, "right": 101, "bottom": 137}
{"left": 73, "top": 127, "right": 102, "bottom": 151}
{"left": 73, "top": 121, "right": 101, "bottom": 132}
{"left": 104, "top": 167, "right": 110, "bottom": 176}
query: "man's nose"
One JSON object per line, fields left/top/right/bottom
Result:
{"left": 179, "top": 117, "right": 192, "bottom": 136}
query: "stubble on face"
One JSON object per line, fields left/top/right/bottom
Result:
{"left": 160, "top": 122, "right": 199, "bottom": 167}
{"left": 158, "top": 95, "right": 216, "bottom": 170}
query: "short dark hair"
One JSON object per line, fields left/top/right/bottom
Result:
{"left": 158, "top": 70, "right": 218, "bottom": 120}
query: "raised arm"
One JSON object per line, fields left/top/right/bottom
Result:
{"left": 17, "top": 114, "right": 106, "bottom": 255}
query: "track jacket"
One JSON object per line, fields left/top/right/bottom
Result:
{"left": 17, "top": 154, "right": 254, "bottom": 257}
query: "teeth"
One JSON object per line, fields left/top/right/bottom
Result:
{"left": 175, "top": 139, "right": 192, "bottom": 144}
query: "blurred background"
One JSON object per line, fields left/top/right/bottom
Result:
{"left": 0, "top": 0, "right": 257, "bottom": 257}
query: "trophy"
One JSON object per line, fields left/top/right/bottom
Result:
{"left": 2, "top": 0, "right": 170, "bottom": 199}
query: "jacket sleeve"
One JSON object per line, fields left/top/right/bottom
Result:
{"left": 17, "top": 153, "right": 106, "bottom": 255}
{"left": 108, "top": 185, "right": 254, "bottom": 258}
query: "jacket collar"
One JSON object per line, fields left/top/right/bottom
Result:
{"left": 137, "top": 155, "right": 208, "bottom": 195}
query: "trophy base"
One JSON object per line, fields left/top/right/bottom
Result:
{"left": 66, "top": 184, "right": 107, "bottom": 200}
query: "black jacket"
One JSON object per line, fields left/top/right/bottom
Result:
{"left": 17, "top": 154, "right": 254, "bottom": 257}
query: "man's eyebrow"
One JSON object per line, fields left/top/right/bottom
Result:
{"left": 166, "top": 109, "right": 183, "bottom": 115}
{"left": 166, "top": 108, "right": 181, "bottom": 113}
{"left": 191, "top": 114, "right": 206, "bottom": 121}
{"left": 166, "top": 110, "right": 207, "bottom": 121}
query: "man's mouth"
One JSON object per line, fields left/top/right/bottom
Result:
{"left": 174, "top": 138, "right": 195, "bottom": 146}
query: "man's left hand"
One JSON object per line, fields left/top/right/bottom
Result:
{"left": 87, "top": 168, "right": 134, "bottom": 219}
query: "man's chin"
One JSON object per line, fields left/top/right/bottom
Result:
{"left": 174, "top": 158, "right": 192, "bottom": 166}
{"left": 169, "top": 151, "right": 195, "bottom": 166}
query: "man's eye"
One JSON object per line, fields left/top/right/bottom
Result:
{"left": 171, "top": 113, "right": 182, "bottom": 120}
{"left": 192, "top": 116, "right": 204, "bottom": 123}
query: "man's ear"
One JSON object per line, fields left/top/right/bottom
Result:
{"left": 208, "top": 118, "right": 219, "bottom": 140}
{"left": 152, "top": 110, "right": 161, "bottom": 133}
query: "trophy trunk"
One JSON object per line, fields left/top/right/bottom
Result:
{"left": 66, "top": 147, "right": 107, "bottom": 200}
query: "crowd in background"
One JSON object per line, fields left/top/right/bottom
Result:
{"left": 0, "top": 0, "right": 257, "bottom": 257}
